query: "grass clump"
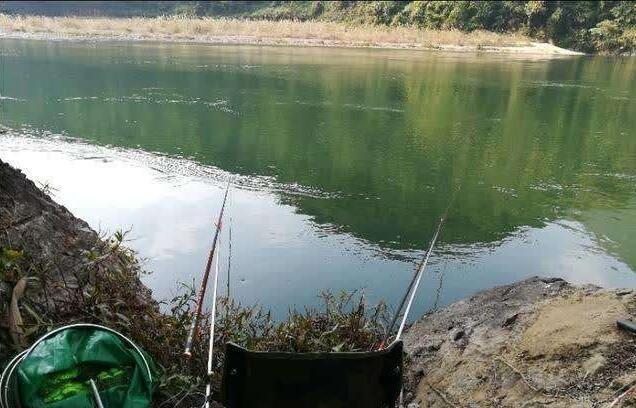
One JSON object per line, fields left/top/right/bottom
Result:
{"left": 215, "top": 290, "right": 388, "bottom": 353}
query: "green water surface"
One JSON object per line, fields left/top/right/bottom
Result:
{"left": 1, "top": 39, "right": 634, "bottom": 316}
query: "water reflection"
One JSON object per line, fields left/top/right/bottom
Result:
{"left": 0, "top": 39, "right": 635, "bottom": 317}
{"left": 1, "top": 133, "right": 633, "bottom": 319}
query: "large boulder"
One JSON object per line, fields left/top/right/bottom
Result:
{"left": 403, "top": 277, "right": 636, "bottom": 407}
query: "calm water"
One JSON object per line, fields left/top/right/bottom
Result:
{"left": 1, "top": 39, "right": 635, "bottom": 318}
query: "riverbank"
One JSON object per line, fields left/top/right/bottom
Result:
{"left": 403, "top": 277, "right": 636, "bottom": 407}
{"left": 0, "top": 14, "right": 583, "bottom": 55}
{"left": 2, "top": 157, "right": 634, "bottom": 406}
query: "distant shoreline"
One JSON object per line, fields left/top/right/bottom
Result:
{"left": 0, "top": 14, "right": 583, "bottom": 56}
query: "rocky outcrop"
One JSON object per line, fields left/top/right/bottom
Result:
{"left": 403, "top": 277, "right": 636, "bottom": 407}
{"left": 0, "top": 157, "right": 96, "bottom": 268}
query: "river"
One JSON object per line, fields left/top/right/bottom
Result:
{"left": 1, "top": 39, "right": 634, "bottom": 318}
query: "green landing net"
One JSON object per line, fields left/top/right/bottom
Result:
{"left": 13, "top": 325, "right": 156, "bottom": 408}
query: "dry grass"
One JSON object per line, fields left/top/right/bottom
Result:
{"left": 0, "top": 14, "right": 532, "bottom": 49}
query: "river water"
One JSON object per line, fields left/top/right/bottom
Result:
{"left": 1, "top": 39, "right": 635, "bottom": 318}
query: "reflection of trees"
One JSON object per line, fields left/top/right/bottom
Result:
{"left": 580, "top": 197, "right": 636, "bottom": 269}
{"left": 5, "top": 40, "right": 636, "bottom": 250}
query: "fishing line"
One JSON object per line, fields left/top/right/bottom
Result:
{"left": 380, "top": 186, "right": 460, "bottom": 347}
{"left": 432, "top": 258, "right": 448, "bottom": 312}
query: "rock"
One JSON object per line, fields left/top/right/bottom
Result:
{"left": 501, "top": 313, "right": 518, "bottom": 328}
{"left": 539, "top": 277, "right": 566, "bottom": 284}
{"left": 450, "top": 328, "right": 464, "bottom": 341}
{"left": 449, "top": 327, "right": 468, "bottom": 348}
{"left": 403, "top": 278, "right": 636, "bottom": 407}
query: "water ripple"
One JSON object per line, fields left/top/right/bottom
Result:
{"left": 0, "top": 126, "right": 332, "bottom": 199}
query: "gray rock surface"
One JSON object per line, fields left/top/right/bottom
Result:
{"left": 403, "top": 277, "right": 636, "bottom": 407}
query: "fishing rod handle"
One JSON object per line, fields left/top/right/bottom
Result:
{"left": 184, "top": 270, "right": 210, "bottom": 357}
{"left": 183, "top": 240, "right": 218, "bottom": 357}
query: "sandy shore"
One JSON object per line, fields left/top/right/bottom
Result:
{"left": 0, "top": 15, "right": 583, "bottom": 56}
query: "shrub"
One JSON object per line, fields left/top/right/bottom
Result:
{"left": 591, "top": 19, "right": 636, "bottom": 54}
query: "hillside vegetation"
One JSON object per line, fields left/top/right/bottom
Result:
{"left": 1, "top": 1, "right": 635, "bottom": 54}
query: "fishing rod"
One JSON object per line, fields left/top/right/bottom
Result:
{"left": 204, "top": 235, "right": 221, "bottom": 408}
{"left": 184, "top": 181, "right": 231, "bottom": 357}
{"left": 227, "top": 215, "right": 232, "bottom": 300}
{"left": 380, "top": 190, "right": 457, "bottom": 348}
